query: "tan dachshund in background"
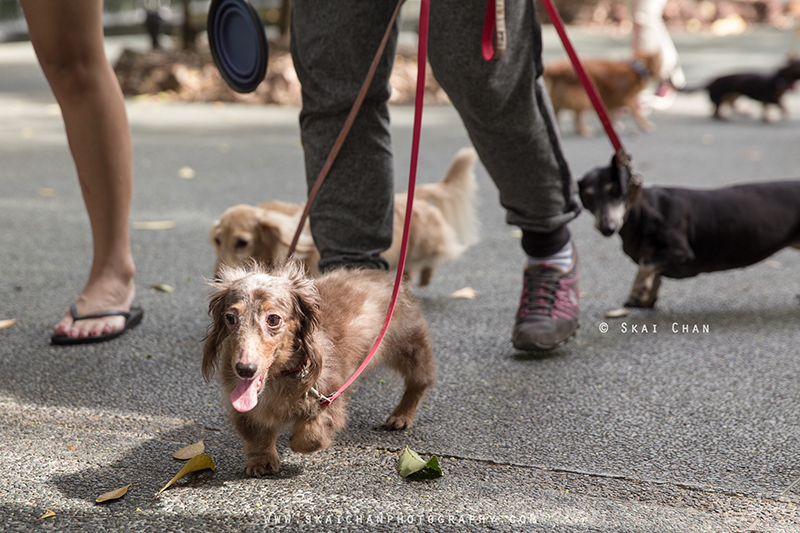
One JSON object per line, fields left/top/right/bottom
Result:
{"left": 544, "top": 51, "right": 662, "bottom": 137}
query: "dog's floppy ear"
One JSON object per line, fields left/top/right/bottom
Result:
{"left": 201, "top": 265, "right": 251, "bottom": 382}
{"left": 277, "top": 260, "right": 323, "bottom": 389}
{"left": 202, "top": 279, "right": 232, "bottom": 382}
{"left": 260, "top": 209, "right": 316, "bottom": 256}
{"left": 209, "top": 218, "right": 221, "bottom": 246}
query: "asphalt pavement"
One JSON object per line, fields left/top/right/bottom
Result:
{"left": 1, "top": 25, "right": 800, "bottom": 532}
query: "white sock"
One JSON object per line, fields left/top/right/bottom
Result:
{"left": 527, "top": 241, "right": 573, "bottom": 271}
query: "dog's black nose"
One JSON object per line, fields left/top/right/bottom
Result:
{"left": 235, "top": 363, "right": 258, "bottom": 379}
{"left": 601, "top": 225, "right": 617, "bottom": 237}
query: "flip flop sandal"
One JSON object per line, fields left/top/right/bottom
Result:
{"left": 51, "top": 304, "right": 144, "bottom": 345}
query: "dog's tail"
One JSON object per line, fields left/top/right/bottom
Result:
{"left": 415, "top": 147, "right": 480, "bottom": 249}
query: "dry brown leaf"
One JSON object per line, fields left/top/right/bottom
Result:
{"left": 173, "top": 439, "right": 205, "bottom": 460}
{"left": 449, "top": 287, "right": 477, "bottom": 299}
{"left": 153, "top": 453, "right": 215, "bottom": 500}
{"left": 0, "top": 319, "right": 16, "bottom": 330}
{"left": 36, "top": 510, "right": 56, "bottom": 521}
{"left": 96, "top": 484, "right": 131, "bottom": 503}
{"left": 604, "top": 308, "right": 630, "bottom": 319}
{"left": 132, "top": 221, "right": 177, "bottom": 230}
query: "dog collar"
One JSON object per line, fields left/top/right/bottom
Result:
{"left": 280, "top": 356, "right": 308, "bottom": 376}
{"left": 629, "top": 59, "right": 650, "bottom": 80}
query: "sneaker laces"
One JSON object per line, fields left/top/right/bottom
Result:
{"left": 519, "top": 262, "right": 561, "bottom": 317}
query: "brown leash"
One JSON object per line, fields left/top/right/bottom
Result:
{"left": 287, "top": 0, "right": 404, "bottom": 257}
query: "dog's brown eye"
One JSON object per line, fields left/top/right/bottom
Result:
{"left": 266, "top": 314, "right": 281, "bottom": 328}
{"left": 214, "top": 237, "right": 221, "bottom": 246}
{"left": 235, "top": 238, "right": 249, "bottom": 249}
{"left": 225, "top": 313, "right": 237, "bottom": 326}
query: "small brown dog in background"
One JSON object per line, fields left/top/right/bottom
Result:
{"left": 209, "top": 147, "right": 479, "bottom": 286}
{"left": 203, "top": 259, "right": 436, "bottom": 476}
{"left": 544, "top": 51, "right": 662, "bottom": 137}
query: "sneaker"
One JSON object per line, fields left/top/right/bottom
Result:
{"left": 512, "top": 250, "right": 579, "bottom": 351}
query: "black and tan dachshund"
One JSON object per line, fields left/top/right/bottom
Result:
{"left": 579, "top": 157, "right": 800, "bottom": 307}
{"left": 683, "top": 58, "right": 800, "bottom": 120}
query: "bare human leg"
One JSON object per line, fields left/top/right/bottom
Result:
{"left": 21, "top": 0, "right": 137, "bottom": 341}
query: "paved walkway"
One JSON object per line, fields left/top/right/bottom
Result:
{"left": 1, "top": 27, "right": 800, "bottom": 532}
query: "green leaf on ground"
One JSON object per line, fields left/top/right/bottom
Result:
{"left": 397, "top": 446, "right": 442, "bottom": 480}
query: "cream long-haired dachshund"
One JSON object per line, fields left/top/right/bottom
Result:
{"left": 209, "top": 147, "right": 479, "bottom": 286}
{"left": 203, "top": 259, "right": 436, "bottom": 476}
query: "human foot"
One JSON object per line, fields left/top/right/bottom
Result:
{"left": 52, "top": 270, "right": 138, "bottom": 343}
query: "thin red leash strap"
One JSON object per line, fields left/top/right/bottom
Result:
{"left": 315, "top": 0, "right": 430, "bottom": 406}
{"left": 538, "top": 0, "right": 625, "bottom": 158}
{"left": 482, "top": 0, "right": 507, "bottom": 61}
{"left": 287, "top": 0, "right": 404, "bottom": 257}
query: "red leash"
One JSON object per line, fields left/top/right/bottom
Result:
{"left": 537, "top": 0, "right": 642, "bottom": 202}
{"left": 537, "top": 0, "right": 629, "bottom": 166}
{"left": 316, "top": 0, "right": 430, "bottom": 406}
{"left": 289, "top": 0, "right": 430, "bottom": 406}
{"left": 482, "top": 0, "right": 507, "bottom": 61}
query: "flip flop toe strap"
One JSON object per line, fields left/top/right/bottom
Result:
{"left": 69, "top": 304, "right": 131, "bottom": 322}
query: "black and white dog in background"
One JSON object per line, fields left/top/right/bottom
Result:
{"left": 578, "top": 157, "right": 800, "bottom": 307}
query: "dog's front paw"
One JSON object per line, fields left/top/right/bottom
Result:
{"left": 625, "top": 296, "right": 656, "bottom": 308}
{"left": 244, "top": 456, "right": 280, "bottom": 477}
{"left": 383, "top": 414, "right": 414, "bottom": 431}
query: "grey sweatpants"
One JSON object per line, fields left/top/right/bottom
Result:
{"left": 291, "top": 0, "right": 580, "bottom": 271}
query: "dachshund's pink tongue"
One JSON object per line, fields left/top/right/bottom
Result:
{"left": 231, "top": 378, "right": 259, "bottom": 412}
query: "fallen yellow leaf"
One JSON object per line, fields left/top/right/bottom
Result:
{"left": 173, "top": 439, "right": 205, "bottom": 460}
{"left": 153, "top": 453, "right": 215, "bottom": 499}
{"left": 151, "top": 283, "right": 175, "bottom": 293}
{"left": 0, "top": 319, "right": 16, "bottom": 330}
{"left": 178, "top": 166, "right": 195, "bottom": 179}
{"left": 449, "top": 287, "right": 477, "bottom": 299}
{"left": 96, "top": 484, "right": 131, "bottom": 503}
{"left": 132, "top": 221, "right": 177, "bottom": 230}
{"left": 36, "top": 510, "right": 56, "bottom": 521}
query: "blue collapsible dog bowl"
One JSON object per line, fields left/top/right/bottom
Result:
{"left": 207, "top": 0, "right": 268, "bottom": 93}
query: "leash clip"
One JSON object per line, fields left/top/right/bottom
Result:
{"left": 308, "top": 384, "right": 333, "bottom": 406}
{"left": 616, "top": 149, "right": 642, "bottom": 209}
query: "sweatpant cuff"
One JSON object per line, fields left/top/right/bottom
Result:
{"left": 521, "top": 226, "right": 571, "bottom": 258}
